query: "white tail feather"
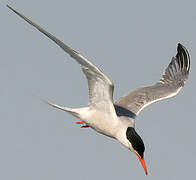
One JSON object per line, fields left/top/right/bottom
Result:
{"left": 40, "top": 98, "right": 89, "bottom": 120}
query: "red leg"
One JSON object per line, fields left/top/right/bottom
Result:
{"left": 76, "top": 121, "right": 84, "bottom": 124}
{"left": 81, "top": 125, "right": 89, "bottom": 128}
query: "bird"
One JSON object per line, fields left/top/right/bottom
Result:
{"left": 7, "top": 5, "right": 190, "bottom": 175}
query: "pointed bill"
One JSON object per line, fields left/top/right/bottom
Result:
{"left": 135, "top": 152, "right": 148, "bottom": 175}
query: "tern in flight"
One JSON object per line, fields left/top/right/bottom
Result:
{"left": 8, "top": 5, "right": 190, "bottom": 175}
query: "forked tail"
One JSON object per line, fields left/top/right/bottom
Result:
{"left": 41, "top": 98, "right": 83, "bottom": 119}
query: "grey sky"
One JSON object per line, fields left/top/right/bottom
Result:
{"left": 2, "top": 0, "right": 196, "bottom": 179}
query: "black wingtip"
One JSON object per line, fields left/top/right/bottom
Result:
{"left": 7, "top": 5, "right": 20, "bottom": 16}
{"left": 177, "top": 43, "right": 189, "bottom": 54}
{"left": 176, "top": 43, "right": 190, "bottom": 72}
{"left": 7, "top": 5, "right": 16, "bottom": 13}
{"left": 7, "top": 4, "right": 12, "bottom": 9}
{"left": 177, "top": 43, "right": 185, "bottom": 51}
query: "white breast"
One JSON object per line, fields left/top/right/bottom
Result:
{"left": 83, "top": 108, "right": 119, "bottom": 138}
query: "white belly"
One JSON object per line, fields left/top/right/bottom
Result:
{"left": 83, "top": 109, "right": 118, "bottom": 138}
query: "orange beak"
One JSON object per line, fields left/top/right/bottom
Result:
{"left": 135, "top": 152, "right": 148, "bottom": 175}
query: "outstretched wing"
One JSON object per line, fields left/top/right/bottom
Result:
{"left": 7, "top": 5, "right": 114, "bottom": 111}
{"left": 115, "top": 44, "right": 190, "bottom": 115}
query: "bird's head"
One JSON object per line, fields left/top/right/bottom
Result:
{"left": 126, "top": 127, "right": 147, "bottom": 175}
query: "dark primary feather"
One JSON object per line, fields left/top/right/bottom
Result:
{"left": 160, "top": 43, "right": 190, "bottom": 85}
{"left": 115, "top": 44, "right": 190, "bottom": 115}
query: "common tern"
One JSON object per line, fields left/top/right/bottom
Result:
{"left": 7, "top": 5, "right": 190, "bottom": 175}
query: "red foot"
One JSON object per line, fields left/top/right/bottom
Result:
{"left": 81, "top": 125, "right": 89, "bottom": 128}
{"left": 76, "top": 121, "right": 84, "bottom": 124}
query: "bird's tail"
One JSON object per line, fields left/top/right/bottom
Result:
{"left": 41, "top": 98, "right": 87, "bottom": 119}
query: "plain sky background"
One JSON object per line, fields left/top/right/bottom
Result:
{"left": 1, "top": 0, "right": 196, "bottom": 179}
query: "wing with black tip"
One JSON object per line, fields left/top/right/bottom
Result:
{"left": 115, "top": 44, "right": 190, "bottom": 115}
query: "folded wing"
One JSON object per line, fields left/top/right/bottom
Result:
{"left": 115, "top": 44, "right": 190, "bottom": 115}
